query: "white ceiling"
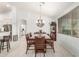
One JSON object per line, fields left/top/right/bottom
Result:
{"left": 2, "top": 2, "right": 79, "bottom": 19}
{"left": 0, "top": 2, "right": 12, "bottom": 14}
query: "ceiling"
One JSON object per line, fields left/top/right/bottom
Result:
{"left": 1, "top": 2, "right": 79, "bottom": 19}
{"left": 0, "top": 2, "right": 12, "bottom": 14}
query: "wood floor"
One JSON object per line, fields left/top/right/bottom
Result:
{"left": 0, "top": 36, "right": 73, "bottom": 57}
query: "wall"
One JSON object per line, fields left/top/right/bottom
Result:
{"left": 57, "top": 33, "right": 79, "bottom": 56}
{"left": 56, "top": 4, "right": 79, "bottom": 56}
{"left": 26, "top": 12, "right": 51, "bottom": 34}
{"left": 0, "top": 6, "right": 16, "bottom": 31}
{"left": 0, "top": 12, "right": 12, "bottom": 28}
{"left": 58, "top": 6, "right": 79, "bottom": 38}
{"left": 11, "top": 7, "right": 17, "bottom": 35}
{"left": 16, "top": 10, "right": 52, "bottom": 38}
{"left": 0, "top": 6, "right": 16, "bottom": 41}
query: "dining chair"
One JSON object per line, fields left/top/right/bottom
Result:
{"left": 46, "top": 33, "right": 55, "bottom": 53}
{"left": 34, "top": 32, "right": 39, "bottom": 34}
{"left": 0, "top": 35, "right": 10, "bottom": 52}
{"left": 47, "top": 34, "right": 50, "bottom": 36}
{"left": 0, "top": 45, "right": 1, "bottom": 53}
{"left": 0, "top": 40, "right": 2, "bottom": 53}
{"left": 35, "top": 36, "right": 46, "bottom": 57}
{"left": 25, "top": 34, "right": 35, "bottom": 54}
{"left": 29, "top": 32, "right": 32, "bottom": 37}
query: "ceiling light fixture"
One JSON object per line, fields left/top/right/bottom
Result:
{"left": 36, "top": 2, "right": 45, "bottom": 28}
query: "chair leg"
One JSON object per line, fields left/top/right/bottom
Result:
{"left": 7, "top": 42, "right": 9, "bottom": 52}
{"left": 26, "top": 48, "right": 28, "bottom": 54}
{"left": 50, "top": 43, "right": 55, "bottom": 53}
{"left": 53, "top": 47, "right": 55, "bottom": 53}
{"left": 0, "top": 45, "right": 1, "bottom": 53}
{"left": 8, "top": 42, "right": 10, "bottom": 49}
{"left": 26, "top": 45, "right": 29, "bottom": 54}
{"left": 52, "top": 43, "right": 55, "bottom": 53}
{"left": 44, "top": 53, "right": 45, "bottom": 57}
{"left": 7, "top": 41, "right": 10, "bottom": 52}
{"left": 1, "top": 42, "right": 4, "bottom": 50}
{"left": 0, "top": 42, "right": 2, "bottom": 52}
{"left": 35, "top": 52, "right": 36, "bottom": 57}
{"left": 0, "top": 41, "right": 3, "bottom": 53}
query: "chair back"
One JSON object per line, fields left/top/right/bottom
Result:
{"left": 50, "top": 33, "right": 55, "bottom": 40}
{"left": 3, "top": 35, "right": 10, "bottom": 41}
{"left": 34, "top": 32, "right": 39, "bottom": 34}
{"left": 35, "top": 36, "right": 45, "bottom": 49}
{"left": 25, "top": 34, "right": 29, "bottom": 40}
{"left": 29, "top": 33, "right": 32, "bottom": 37}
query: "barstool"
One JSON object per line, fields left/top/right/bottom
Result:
{"left": 0, "top": 36, "right": 10, "bottom": 52}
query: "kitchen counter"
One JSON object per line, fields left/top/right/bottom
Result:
{"left": 0, "top": 32, "right": 10, "bottom": 39}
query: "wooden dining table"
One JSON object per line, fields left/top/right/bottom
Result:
{"left": 29, "top": 34, "right": 51, "bottom": 40}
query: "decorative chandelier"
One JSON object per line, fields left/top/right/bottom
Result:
{"left": 36, "top": 2, "right": 44, "bottom": 28}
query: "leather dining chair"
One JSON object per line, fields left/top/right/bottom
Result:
{"left": 0, "top": 35, "right": 10, "bottom": 52}
{"left": 35, "top": 36, "right": 46, "bottom": 57}
{"left": 46, "top": 33, "right": 55, "bottom": 53}
{"left": 29, "top": 33, "right": 32, "bottom": 37}
{"left": 25, "top": 34, "right": 35, "bottom": 54}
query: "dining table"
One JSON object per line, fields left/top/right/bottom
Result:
{"left": 26, "top": 33, "right": 55, "bottom": 56}
{"left": 29, "top": 33, "right": 51, "bottom": 40}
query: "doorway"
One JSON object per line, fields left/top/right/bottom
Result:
{"left": 20, "top": 19, "right": 27, "bottom": 36}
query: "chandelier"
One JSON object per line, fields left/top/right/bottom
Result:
{"left": 36, "top": 2, "right": 44, "bottom": 28}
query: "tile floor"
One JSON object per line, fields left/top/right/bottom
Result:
{"left": 0, "top": 36, "right": 73, "bottom": 57}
